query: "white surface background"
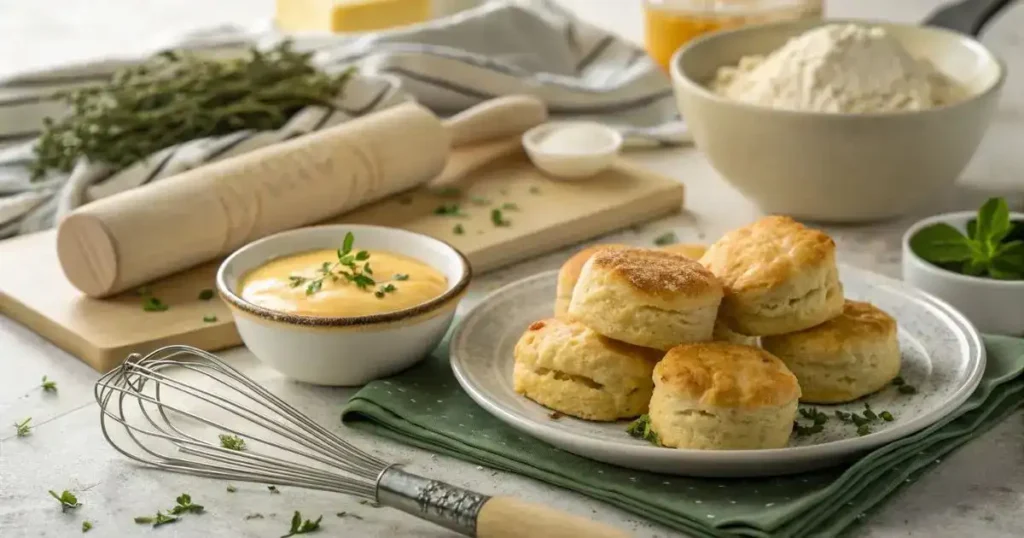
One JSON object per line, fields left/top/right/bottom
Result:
{"left": 1, "top": 1, "right": 1023, "bottom": 537}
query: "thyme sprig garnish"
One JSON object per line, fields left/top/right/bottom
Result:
{"left": 32, "top": 41, "right": 355, "bottom": 179}
{"left": 289, "top": 232, "right": 375, "bottom": 295}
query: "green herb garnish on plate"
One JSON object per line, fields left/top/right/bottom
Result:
{"left": 910, "top": 197, "right": 1023, "bottom": 280}
{"left": 198, "top": 289, "right": 215, "bottom": 301}
{"left": 625, "top": 414, "right": 660, "bottom": 446}
{"left": 41, "top": 376, "right": 57, "bottom": 392}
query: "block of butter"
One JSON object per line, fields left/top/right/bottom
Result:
{"left": 276, "top": 0, "right": 432, "bottom": 33}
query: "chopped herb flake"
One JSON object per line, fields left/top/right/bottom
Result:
{"left": 490, "top": 208, "right": 510, "bottom": 227}
{"left": 82, "top": 521, "right": 93, "bottom": 533}
{"left": 283, "top": 511, "right": 323, "bottom": 537}
{"left": 501, "top": 202, "right": 519, "bottom": 211}
{"left": 14, "top": 418, "right": 31, "bottom": 437}
{"left": 203, "top": 314, "right": 218, "bottom": 323}
{"left": 625, "top": 414, "right": 659, "bottom": 446}
{"left": 433, "top": 203, "right": 464, "bottom": 216}
{"left": 219, "top": 434, "right": 245, "bottom": 451}
{"left": 453, "top": 223, "right": 465, "bottom": 235}
{"left": 653, "top": 232, "right": 678, "bottom": 246}
{"left": 898, "top": 385, "right": 918, "bottom": 395}
{"left": 48, "top": 490, "right": 81, "bottom": 512}
{"left": 880, "top": 411, "right": 894, "bottom": 422}
{"left": 198, "top": 289, "right": 215, "bottom": 301}
{"left": 41, "top": 376, "right": 57, "bottom": 392}
{"left": 143, "top": 296, "right": 169, "bottom": 312}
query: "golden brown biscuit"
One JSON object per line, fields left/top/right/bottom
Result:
{"left": 568, "top": 248, "right": 723, "bottom": 350}
{"left": 513, "top": 318, "right": 663, "bottom": 421}
{"left": 712, "top": 319, "right": 759, "bottom": 347}
{"left": 700, "top": 216, "right": 844, "bottom": 336}
{"left": 761, "top": 300, "right": 901, "bottom": 403}
{"left": 650, "top": 343, "right": 800, "bottom": 450}
{"left": 554, "top": 244, "right": 630, "bottom": 318}
{"left": 555, "top": 243, "right": 707, "bottom": 318}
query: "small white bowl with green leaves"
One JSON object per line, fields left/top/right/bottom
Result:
{"left": 903, "top": 198, "right": 1024, "bottom": 336}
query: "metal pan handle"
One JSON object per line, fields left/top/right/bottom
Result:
{"left": 924, "top": 0, "right": 1014, "bottom": 36}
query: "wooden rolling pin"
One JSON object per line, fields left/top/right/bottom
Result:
{"left": 57, "top": 96, "right": 547, "bottom": 298}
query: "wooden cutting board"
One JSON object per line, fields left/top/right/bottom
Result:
{"left": 0, "top": 150, "right": 683, "bottom": 372}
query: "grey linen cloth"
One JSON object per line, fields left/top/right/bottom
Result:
{"left": 0, "top": 0, "right": 686, "bottom": 238}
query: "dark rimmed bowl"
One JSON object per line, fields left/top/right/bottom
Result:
{"left": 217, "top": 225, "right": 471, "bottom": 385}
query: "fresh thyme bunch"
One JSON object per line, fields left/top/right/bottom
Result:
{"left": 31, "top": 41, "right": 354, "bottom": 179}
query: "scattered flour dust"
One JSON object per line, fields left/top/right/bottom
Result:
{"left": 711, "top": 24, "right": 966, "bottom": 113}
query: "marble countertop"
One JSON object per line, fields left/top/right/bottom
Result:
{"left": 1, "top": 0, "right": 1022, "bottom": 537}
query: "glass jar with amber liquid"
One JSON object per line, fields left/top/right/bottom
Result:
{"left": 643, "top": 0, "right": 824, "bottom": 71}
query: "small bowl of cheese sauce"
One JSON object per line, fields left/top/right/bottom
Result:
{"left": 217, "top": 225, "right": 471, "bottom": 386}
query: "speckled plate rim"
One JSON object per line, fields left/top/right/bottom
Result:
{"left": 450, "top": 265, "right": 985, "bottom": 473}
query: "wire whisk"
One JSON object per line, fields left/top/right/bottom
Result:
{"left": 95, "top": 345, "right": 626, "bottom": 538}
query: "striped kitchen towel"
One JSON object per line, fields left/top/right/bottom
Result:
{"left": 0, "top": 0, "right": 687, "bottom": 238}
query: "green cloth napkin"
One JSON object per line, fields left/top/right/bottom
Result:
{"left": 342, "top": 335, "right": 1024, "bottom": 537}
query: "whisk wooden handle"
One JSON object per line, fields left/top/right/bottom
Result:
{"left": 376, "top": 467, "right": 629, "bottom": 538}
{"left": 476, "top": 497, "right": 630, "bottom": 538}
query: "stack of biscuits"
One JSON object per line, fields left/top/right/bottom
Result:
{"left": 513, "top": 216, "right": 901, "bottom": 450}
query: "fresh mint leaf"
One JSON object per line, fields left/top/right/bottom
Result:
{"left": 910, "top": 223, "right": 972, "bottom": 263}
{"left": 976, "top": 197, "right": 1011, "bottom": 246}
{"left": 990, "top": 241, "right": 1024, "bottom": 279}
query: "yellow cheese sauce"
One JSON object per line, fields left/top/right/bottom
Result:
{"left": 240, "top": 249, "right": 447, "bottom": 317}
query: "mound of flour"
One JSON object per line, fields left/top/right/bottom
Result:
{"left": 711, "top": 24, "right": 964, "bottom": 113}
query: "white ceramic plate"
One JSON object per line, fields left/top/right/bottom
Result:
{"left": 450, "top": 265, "right": 985, "bottom": 477}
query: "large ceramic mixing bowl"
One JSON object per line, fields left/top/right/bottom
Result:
{"left": 671, "top": 19, "right": 1004, "bottom": 222}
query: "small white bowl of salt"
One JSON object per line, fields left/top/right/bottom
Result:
{"left": 522, "top": 121, "right": 623, "bottom": 179}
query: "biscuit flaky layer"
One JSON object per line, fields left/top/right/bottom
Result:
{"left": 700, "top": 216, "right": 845, "bottom": 336}
{"left": 761, "top": 300, "right": 901, "bottom": 403}
{"left": 650, "top": 343, "right": 800, "bottom": 449}
{"left": 554, "top": 244, "right": 631, "bottom": 318}
{"left": 568, "top": 248, "right": 723, "bottom": 350}
{"left": 554, "top": 243, "right": 709, "bottom": 318}
{"left": 513, "top": 318, "right": 663, "bottom": 421}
